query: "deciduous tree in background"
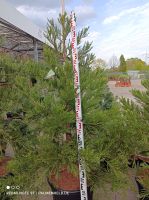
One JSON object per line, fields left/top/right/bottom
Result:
{"left": 108, "top": 55, "right": 119, "bottom": 69}
{"left": 126, "top": 58, "right": 148, "bottom": 71}
{"left": 92, "top": 58, "right": 107, "bottom": 70}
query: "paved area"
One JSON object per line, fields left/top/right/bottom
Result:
{"left": 108, "top": 79, "right": 146, "bottom": 102}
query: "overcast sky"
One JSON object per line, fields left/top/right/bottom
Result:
{"left": 6, "top": 0, "right": 149, "bottom": 63}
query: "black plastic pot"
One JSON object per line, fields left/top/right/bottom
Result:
{"left": 0, "top": 192, "right": 13, "bottom": 200}
{"left": 30, "top": 77, "right": 37, "bottom": 86}
{"left": 134, "top": 155, "right": 149, "bottom": 200}
{"left": 47, "top": 178, "right": 93, "bottom": 200}
{"left": 136, "top": 179, "right": 149, "bottom": 200}
{"left": 6, "top": 112, "right": 13, "bottom": 119}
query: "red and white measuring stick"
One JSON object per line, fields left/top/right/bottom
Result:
{"left": 70, "top": 11, "right": 88, "bottom": 200}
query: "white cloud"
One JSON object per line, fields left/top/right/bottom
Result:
{"left": 7, "top": 0, "right": 70, "bottom": 9}
{"left": 95, "top": 4, "right": 149, "bottom": 62}
{"left": 16, "top": 5, "right": 59, "bottom": 28}
{"left": 103, "top": 2, "right": 149, "bottom": 25}
{"left": 82, "top": 31, "right": 101, "bottom": 51}
{"left": 96, "top": 21, "right": 149, "bottom": 61}
{"left": 86, "top": 31, "right": 101, "bottom": 43}
{"left": 8, "top": 0, "right": 149, "bottom": 62}
{"left": 103, "top": 16, "right": 120, "bottom": 25}
{"left": 106, "top": 0, "right": 116, "bottom": 7}
{"left": 90, "top": 2, "right": 149, "bottom": 62}
{"left": 16, "top": 4, "right": 96, "bottom": 28}
{"left": 82, "top": 0, "right": 95, "bottom": 4}
{"left": 74, "top": 5, "right": 96, "bottom": 24}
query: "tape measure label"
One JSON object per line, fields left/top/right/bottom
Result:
{"left": 70, "top": 11, "right": 88, "bottom": 200}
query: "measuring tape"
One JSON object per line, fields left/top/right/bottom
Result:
{"left": 70, "top": 11, "right": 88, "bottom": 200}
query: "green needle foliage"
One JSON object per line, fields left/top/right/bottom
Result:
{"left": 44, "top": 12, "right": 95, "bottom": 67}
{"left": 0, "top": 53, "right": 147, "bottom": 197}
{"left": 121, "top": 80, "right": 149, "bottom": 153}
{"left": 0, "top": 13, "right": 148, "bottom": 200}
{"left": 121, "top": 79, "right": 149, "bottom": 197}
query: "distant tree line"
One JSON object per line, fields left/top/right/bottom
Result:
{"left": 108, "top": 54, "right": 149, "bottom": 72}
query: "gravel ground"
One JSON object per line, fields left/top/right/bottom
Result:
{"left": 108, "top": 79, "right": 145, "bottom": 102}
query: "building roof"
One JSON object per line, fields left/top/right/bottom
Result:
{"left": 0, "top": 0, "right": 51, "bottom": 59}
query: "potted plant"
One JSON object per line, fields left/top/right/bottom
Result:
{"left": 115, "top": 74, "right": 131, "bottom": 87}
{"left": 36, "top": 63, "right": 112, "bottom": 199}
{"left": 0, "top": 55, "right": 146, "bottom": 199}
{"left": 121, "top": 79, "right": 149, "bottom": 199}
{"left": 48, "top": 166, "right": 93, "bottom": 200}
{"left": 1, "top": 13, "right": 148, "bottom": 200}
{"left": 133, "top": 152, "right": 149, "bottom": 200}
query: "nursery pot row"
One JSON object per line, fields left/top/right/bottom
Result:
{"left": 134, "top": 154, "right": 149, "bottom": 200}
